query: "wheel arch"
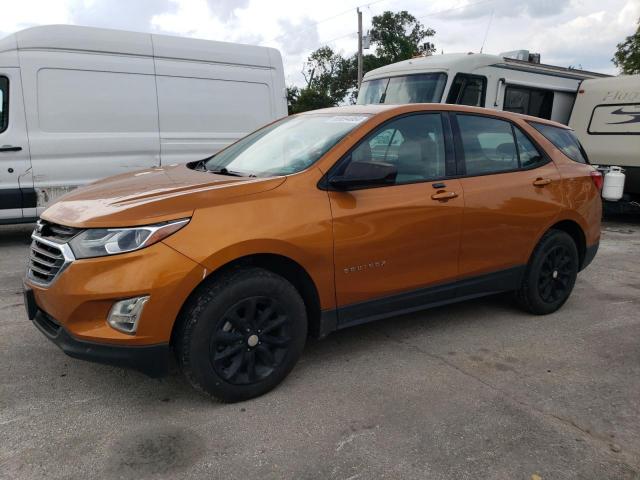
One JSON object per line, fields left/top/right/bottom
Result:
{"left": 533, "top": 219, "right": 587, "bottom": 268}
{"left": 170, "top": 253, "right": 324, "bottom": 347}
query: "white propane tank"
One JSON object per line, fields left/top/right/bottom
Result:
{"left": 602, "top": 166, "right": 625, "bottom": 202}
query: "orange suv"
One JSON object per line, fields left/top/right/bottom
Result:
{"left": 23, "top": 104, "right": 601, "bottom": 401}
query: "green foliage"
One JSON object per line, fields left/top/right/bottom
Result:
{"left": 287, "top": 10, "right": 436, "bottom": 113}
{"left": 369, "top": 10, "right": 436, "bottom": 63}
{"left": 613, "top": 18, "right": 640, "bottom": 74}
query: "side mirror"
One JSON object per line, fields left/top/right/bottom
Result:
{"left": 329, "top": 161, "right": 397, "bottom": 190}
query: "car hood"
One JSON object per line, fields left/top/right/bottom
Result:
{"left": 41, "top": 164, "right": 286, "bottom": 228}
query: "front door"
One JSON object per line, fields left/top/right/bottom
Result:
{"left": 327, "top": 113, "right": 464, "bottom": 327}
{"left": 0, "top": 69, "right": 32, "bottom": 222}
{"left": 452, "top": 113, "right": 563, "bottom": 282}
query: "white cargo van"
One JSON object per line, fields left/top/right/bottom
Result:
{"left": 569, "top": 74, "right": 640, "bottom": 207}
{"left": 0, "top": 25, "right": 287, "bottom": 224}
{"left": 357, "top": 50, "right": 607, "bottom": 124}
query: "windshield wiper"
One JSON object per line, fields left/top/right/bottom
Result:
{"left": 208, "top": 167, "right": 245, "bottom": 177}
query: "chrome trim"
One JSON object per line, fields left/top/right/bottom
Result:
{"left": 26, "top": 233, "right": 76, "bottom": 287}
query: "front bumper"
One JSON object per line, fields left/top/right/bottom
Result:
{"left": 25, "top": 288, "right": 169, "bottom": 377}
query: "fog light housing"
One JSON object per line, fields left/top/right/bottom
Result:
{"left": 107, "top": 296, "right": 149, "bottom": 334}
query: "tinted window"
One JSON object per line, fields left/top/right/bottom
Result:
{"left": 530, "top": 122, "right": 589, "bottom": 163}
{"left": 446, "top": 74, "right": 486, "bottom": 107}
{"left": 357, "top": 73, "right": 447, "bottom": 105}
{"left": 348, "top": 113, "right": 446, "bottom": 184}
{"left": 457, "top": 115, "right": 518, "bottom": 174}
{"left": 504, "top": 86, "right": 554, "bottom": 119}
{"left": 0, "top": 77, "right": 7, "bottom": 133}
{"left": 513, "top": 128, "right": 544, "bottom": 167}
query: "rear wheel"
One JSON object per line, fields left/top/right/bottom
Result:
{"left": 515, "top": 230, "right": 579, "bottom": 315}
{"left": 177, "top": 268, "right": 307, "bottom": 402}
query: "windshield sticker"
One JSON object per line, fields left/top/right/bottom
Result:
{"left": 326, "top": 115, "right": 369, "bottom": 124}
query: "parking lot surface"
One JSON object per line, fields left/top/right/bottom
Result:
{"left": 1, "top": 219, "right": 639, "bottom": 480}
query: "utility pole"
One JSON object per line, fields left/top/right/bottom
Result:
{"left": 357, "top": 7, "right": 363, "bottom": 89}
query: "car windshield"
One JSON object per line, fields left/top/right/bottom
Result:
{"left": 356, "top": 73, "right": 447, "bottom": 105}
{"left": 203, "top": 114, "right": 370, "bottom": 177}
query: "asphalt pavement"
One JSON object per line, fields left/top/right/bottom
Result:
{"left": 1, "top": 218, "right": 639, "bottom": 479}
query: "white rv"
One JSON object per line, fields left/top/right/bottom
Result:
{"left": 569, "top": 75, "right": 640, "bottom": 206}
{"left": 0, "top": 25, "right": 287, "bottom": 224}
{"left": 357, "top": 50, "right": 607, "bottom": 124}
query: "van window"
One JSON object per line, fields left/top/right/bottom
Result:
{"left": 0, "top": 77, "right": 8, "bottom": 133}
{"left": 504, "top": 86, "right": 554, "bottom": 119}
{"left": 38, "top": 69, "right": 157, "bottom": 132}
{"left": 529, "top": 122, "right": 589, "bottom": 163}
{"left": 446, "top": 74, "right": 486, "bottom": 107}
{"left": 357, "top": 73, "right": 447, "bottom": 104}
{"left": 348, "top": 113, "right": 446, "bottom": 184}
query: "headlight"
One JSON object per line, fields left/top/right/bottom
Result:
{"left": 68, "top": 218, "right": 189, "bottom": 259}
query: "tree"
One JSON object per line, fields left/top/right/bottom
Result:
{"left": 302, "top": 46, "right": 356, "bottom": 104}
{"left": 287, "top": 47, "right": 356, "bottom": 113}
{"left": 613, "top": 18, "right": 640, "bottom": 74}
{"left": 369, "top": 11, "right": 436, "bottom": 63}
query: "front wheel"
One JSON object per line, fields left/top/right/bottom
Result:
{"left": 176, "top": 268, "right": 307, "bottom": 402}
{"left": 515, "top": 230, "right": 579, "bottom": 315}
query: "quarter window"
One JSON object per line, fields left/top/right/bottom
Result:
{"left": 504, "top": 86, "right": 554, "bottom": 119}
{"left": 457, "top": 114, "right": 545, "bottom": 175}
{"left": 0, "top": 77, "right": 8, "bottom": 133}
{"left": 529, "top": 122, "right": 589, "bottom": 164}
{"left": 347, "top": 113, "right": 447, "bottom": 184}
{"left": 446, "top": 74, "right": 486, "bottom": 107}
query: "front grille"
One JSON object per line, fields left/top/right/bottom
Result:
{"left": 28, "top": 238, "right": 66, "bottom": 284}
{"left": 36, "top": 220, "right": 80, "bottom": 243}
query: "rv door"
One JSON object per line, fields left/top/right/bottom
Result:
{"left": 0, "top": 69, "right": 33, "bottom": 222}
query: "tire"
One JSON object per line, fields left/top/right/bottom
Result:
{"left": 515, "top": 229, "right": 579, "bottom": 315}
{"left": 176, "top": 267, "right": 307, "bottom": 402}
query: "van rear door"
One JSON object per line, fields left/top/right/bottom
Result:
{"left": 0, "top": 68, "right": 33, "bottom": 222}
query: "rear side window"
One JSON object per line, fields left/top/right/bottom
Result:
{"left": 446, "top": 74, "right": 486, "bottom": 107}
{"left": 529, "top": 122, "right": 589, "bottom": 164}
{"left": 0, "top": 77, "right": 8, "bottom": 133}
{"left": 504, "top": 86, "right": 554, "bottom": 119}
{"left": 457, "top": 114, "right": 546, "bottom": 175}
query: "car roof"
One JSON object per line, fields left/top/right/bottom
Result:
{"left": 301, "top": 103, "right": 570, "bottom": 130}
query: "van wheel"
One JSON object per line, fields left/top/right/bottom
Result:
{"left": 177, "top": 267, "right": 307, "bottom": 402}
{"left": 515, "top": 230, "right": 579, "bottom": 315}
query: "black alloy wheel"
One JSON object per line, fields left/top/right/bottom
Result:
{"left": 537, "top": 245, "right": 575, "bottom": 304}
{"left": 211, "top": 296, "right": 291, "bottom": 385}
{"left": 515, "top": 229, "right": 579, "bottom": 315}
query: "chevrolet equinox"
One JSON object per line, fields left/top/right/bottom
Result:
{"left": 24, "top": 104, "right": 601, "bottom": 402}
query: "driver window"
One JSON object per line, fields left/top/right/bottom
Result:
{"left": 349, "top": 113, "right": 446, "bottom": 185}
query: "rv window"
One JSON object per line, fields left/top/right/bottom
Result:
{"left": 446, "top": 74, "right": 486, "bottom": 107}
{"left": 529, "top": 122, "right": 589, "bottom": 164}
{"left": 504, "top": 86, "right": 554, "bottom": 119}
{"left": 357, "top": 73, "right": 447, "bottom": 105}
{"left": 358, "top": 78, "right": 389, "bottom": 104}
{"left": 0, "top": 77, "right": 8, "bottom": 133}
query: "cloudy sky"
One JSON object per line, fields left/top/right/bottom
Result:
{"left": 2, "top": 0, "right": 638, "bottom": 85}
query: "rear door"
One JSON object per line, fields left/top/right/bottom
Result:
{"left": 452, "top": 113, "right": 563, "bottom": 286}
{"left": 0, "top": 69, "right": 33, "bottom": 222}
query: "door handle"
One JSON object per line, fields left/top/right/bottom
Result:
{"left": 431, "top": 191, "right": 458, "bottom": 200}
{"left": 533, "top": 177, "right": 552, "bottom": 187}
{"left": 0, "top": 145, "right": 22, "bottom": 152}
